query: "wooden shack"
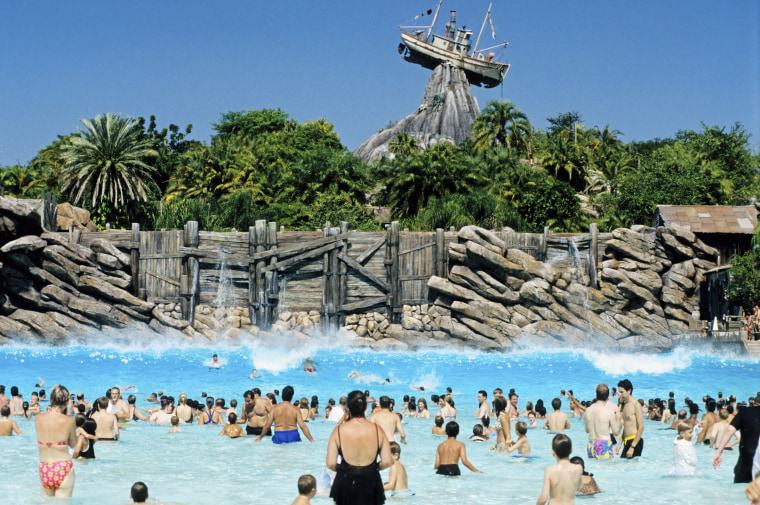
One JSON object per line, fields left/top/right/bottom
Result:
{"left": 653, "top": 205, "right": 758, "bottom": 265}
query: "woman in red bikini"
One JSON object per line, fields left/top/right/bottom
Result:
{"left": 35, "top": 385, "right": 77, "bottom": 498}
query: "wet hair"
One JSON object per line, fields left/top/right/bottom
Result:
{"left": 50, "top": 385, "right": 70, "bottom": 409}
{"left": 595, "top": 384, "right": 610, "bottom": 402}
{"left": 417, "top": 398, "right": 427, "bottom": 410}
{"left": 478, "top": 390, "right": 487, "bottom": 399}
{"left": 570, "top": 456, "right": 590, "bottom": 476}
{"left": 445, "top": 421, "right": 459, "bottom": 437}
{"left": 403, "top": 395, "right": 410, "bottom": 402}
{"left": 389, "top": 441, "right": 401, "bottom": 455}
{"left": 535, "top": 399, "right": 546, "bottom": 417}
{"left": 706, "top": 400, "right": 716, "bottom": 413}
{"left": 1, "top": 405, "right": 9, "bottom": 416}
{"left": 77, "top": 404, "right": 86, "bottom": 414}
{"left": 128, "top": 395, "right": 136, "bottom": 405}
{"left": 472, "top": 424, "right": 484, "bottom": 436}
{"left": 266, "top": 393, "right": 276, "bottom": 404}
{"left": 407, "top": 398, "right": 417, "bottom": 412}
{"left": 0, "top": 385, "right": 4, "bottom": 394}
{"left": 445, "top": 394, "right": 454, "bottom": 407}
{"left": 10, "top": 386, "right": 18, "bottom": 396}
{"left": 552, "top": 398, "right": 561, "bottom": 410}
{"left": 281, "top": 386, "right": 294, "bottom": 402}
{"left": 509, "top": 392, "right": 518, "bottom": 400}
{"left": 525, "top": 401, "right": 534, "bottom": 411}
{"left": 689, "top": 403, "right": 700, "bottom": 415}
{"left": 430, "top": 394, "right": 440, "bottom": 404}
{"left": 297, "top": 474, "right": 316, "bottom": 495}
{"left": 97, "top": 396, "right": 109, "bottom": 410}
{"left": 379, "top": 395, "right": 391, "bottom": 409}
{"left": 347, "top": 390, "right": 367, "bottom": 417}
{"left": 299, "top": 398, "right": 309, "bottom": 409}
{"left": 227, "top": 412, "right": 237, "bottom": 424}
{"left": 515, "top": 421, "right": 528, "bottom": 436}
{"left": 617, "top": 379, "right": 633, "bottom": 393}
{"left": 434, "top": 416, "right": 444, "bottom": 427}
{"left": 481, "top": 416, "right": 490, "bottom": 428}
{"left": 677, "top": 422, "right": 692, "bottom": 434}
{"left": 494, "top": 396, "right": 508, "bottom": 416}
{"left": 131, "top": 482, "right": 148, "bottom": 503}
{"left": 311, "top": 396, "right": 319, "bottom": 409}
{"left": 552, "top": 433, "right": 572, "bottom": 459}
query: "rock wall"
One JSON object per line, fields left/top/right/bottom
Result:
{"left": 353, "top": 64, "right": 480, "bottom": 164}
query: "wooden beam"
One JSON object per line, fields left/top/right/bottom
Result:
{"left": 338, "top": 253, "right": 390, "bottom": 292}
{"left": 339, "top": 296, "right": 389, "bottom": 313}
{"left": 398, "top": 241, "right": 435, "bottom": 256}
{"left": 355, "top": 235, "right": 386, "bottom": 265}
{"left": 251, "top": 233, "right": 349, "bottom": 261}
{"left": 145, "top": 270, "right": 181, "bottom": 287}
{"left": 262, "top": 241, "right": 343, "bottom": 273}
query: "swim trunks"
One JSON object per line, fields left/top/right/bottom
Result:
{"left": 587, "top": 439, "right": 614, "bottom": 459}
{"left": 436, "top": 464, "right": 461, "bottom": 476}
{"left": 39, "top": 460, "right": 74, "bottom": 490}
{"left": 246, "top": 426, "right": 272, "bottom": 436}
{"left": 272, "top": 429, "right": 301, "bottom": 444}
{"left": 620, "top": 436, "right": 644, "bottom": 458}
{"left": 304, "top": 367, "right": 316, "bottom": 373}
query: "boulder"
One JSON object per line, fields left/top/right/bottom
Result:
{"left": 658, "top": 231, "right": 695, "bottom": 260}
{"left": 519, "top": 279, "right": 556, "bottom": 306}
{"left": 428, "top": 276, "right": 487, "bottom": 303}
{"left": 56, "top": 202, "right": 96, "bottom": 231}
{"left": 449, "top": 265, "right": 519, "bottom": 304}
{"left": 90, "top": 238, "right": 131, "bottom": 267}
{"left": 78, "top": 275, "right": 154, "bottom": 313}
{"left": 1, "top": 235, "right": 46, "bottom": 254}
{"left": 458, "top": 225, "right": 505, "bottom": 254}
{"left": 465, "top": 241, "right": 526, "bottom": 281}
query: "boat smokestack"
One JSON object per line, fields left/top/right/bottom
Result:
{"left": 449, "top": 11, "right": 456, "bottom": 38}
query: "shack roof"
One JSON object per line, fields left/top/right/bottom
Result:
{"left": 654, "top": 205, "right": 758, "bottom": 234}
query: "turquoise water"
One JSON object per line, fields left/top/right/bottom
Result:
{"left": 0, "top": 340, "right": 753, "bottom": 504}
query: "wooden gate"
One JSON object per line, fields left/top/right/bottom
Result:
{"left": 138, "top": 230, "right": 183, "bottom": 303}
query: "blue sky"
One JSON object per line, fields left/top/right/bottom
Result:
{"left": 1, "top": 1, "right": 758, "bottom": 166}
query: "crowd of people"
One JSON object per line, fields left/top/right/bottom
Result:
{"left": 2, "top": 375, "right": 760, "bottom": 504}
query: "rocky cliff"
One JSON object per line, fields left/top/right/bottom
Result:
{"left": 354, "top": 63, "right": 480, "bottom": 164}
{"left": 414, "top": 225, "right": 719, "bottom": 351}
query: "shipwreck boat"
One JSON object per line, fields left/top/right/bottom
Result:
{"left": 398, "top": 1, "right": 510, "bottom": 88}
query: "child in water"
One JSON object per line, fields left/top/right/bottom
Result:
{"left": 669, "top": 422, "right": 697, "bottom": 476}
{"left": 384, "top": 441, "right": 414, "bottom": 496}
{"left": 536, "top": 434, "right": 583, "bottom": 505}
{"left": 506, "top": 421, "right": 531, "bottom": 456}
{"left": 432, "top": 416, "right": 446, "bottom": 436}
{"left": 570, "top": 457, "right": 601, "bottom": 495}
{"left": 435, "top": 421, "right": 483, "bottom": 476}
{"left": 169, "top": 416, "right": 181, "bottom": 434}
{"left": 291, "top": 474, "right": 317, "bottom": 505}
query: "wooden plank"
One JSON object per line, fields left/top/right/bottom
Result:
{"left": 339, "top": 296, "right": 389, "bottom": 313}
{"left": 145, "top": 270, "right": 181, "bottom": 287}
{"left": 251, "top": 233, "right": 348, "bottom": 261}
{"left": 339, "top": 222, "right": 348, "bottom": 326}
{"left": 355, "top": 235, "right": 386, "bottom": 264}
{"left": 262, "top": 241, "right": 344, "bottom": 273}
{"left": 131, "top": 223, "right": 140, "bottom": 297}
{"left": 338, "top": 253, "right": 390, "bottom": 292}
{"left": 400, "top": 274, "right": 432, "bottom": 282}
{"left": 398, "top": 241, "right": 435, "bottom": 256}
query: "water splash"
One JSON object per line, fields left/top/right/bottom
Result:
{"left": 214, "top": 249, "right": 232, "bottom": 308}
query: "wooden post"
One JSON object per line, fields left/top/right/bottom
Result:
{"left": 183, "top": 221, "right": 200, "bottom": 324}
{"left": 338, "top": 222, "right": 348, "bottom": 327}
{"left": 266, "top": 221, "right": 279, "bottom": 327}
{"left": 435, "top": 228, "right": 445, "bottom": 277}
{"left": 248, "top": 226, "right": 258, "bottom": 324}
{"left": 321, "top": 222, "right": 331, "bottom": 333}
{"left": 254, "top": 220, "right": 267, "bottom": 329}
{"left": 589, "top": 223, "right": 599, "bottom": 289}
{"left": 130, "top": 223, "right": 141, "bottom": 297}
{"left": 326, "top": 226, "right": 340, "bottom": 333}
{"left": 541, "top": 226, "right": 550, "bottom": 262}
{"left": 387, "top": 221, "right": 401, "bottom": 324}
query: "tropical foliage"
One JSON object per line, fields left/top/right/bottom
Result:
{"left": 2, "top": 103, "right": 757, "bottom": 237}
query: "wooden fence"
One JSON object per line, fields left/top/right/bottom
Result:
{"left": 68, "top": 221, "right": 602, "bottom": 331}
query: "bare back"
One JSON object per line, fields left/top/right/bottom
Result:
{"left": 545, "top": 411, "right": 570, "bottom": 433}
{"left": 537, "top": 460, "right": 582, "bottom": 505}
{"left": 35, "top": 410, "right": 76, "bottom": 462}
{"left": 584, "top": 402, "right": 618, "bottom": 440}
{"left": 371, "top": 410, "right": 404, "bottom": 442}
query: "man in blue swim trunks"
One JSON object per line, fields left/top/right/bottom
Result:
{"left": 254, "top": 385, "right": 313, "bottom": 444}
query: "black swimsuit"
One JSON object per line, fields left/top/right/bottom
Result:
{"left": 329, "top": 423, "right": 385, "bottom": 505}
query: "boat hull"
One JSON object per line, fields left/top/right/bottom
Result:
{"left": 400, "top": 32, "right": 509, "bottom": 88}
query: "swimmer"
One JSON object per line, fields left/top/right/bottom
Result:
{"left": 570, "top": 456, "right": 601, "bottom": 495}
{"left": 209, "top": 354, "right": 222, "bottom": 369}
{"left": 35, "top": 377, "right": 45, "bottom": 388}
{"left": 411, "top": 385, "right": 425, "bottom": 392}
{"left": 536, "top": 434, "right": 583, "bottom": 505}
{"left": 143, "top": 393, "right": 159, "bottom": 404}
{"left": 0, "top": 405, "right": 23, "bottom": 435}
{"left": 543, "top": 398, "right": 571, "bottom": 434}
{"left": 348, "top": 371, "right": 361, "bottom": 379}
{"left": 302, "top": 358, "right": 321, "bottom": 375}
{"left": 125, "top": 481, "right": 159, "bottom": 505}
{"left": 506, "top": 421, "right": 531, "bottom": 455}
{"left": 219, "top": 412, "right": 244, "bottom": 438}
{"left": 250, "top": 369, "right": 259, "bottom": 379}
{"left": 435, "top": 421, "right": 482, "bottom": 475}
{"left": 469, "top": 424, "right": 488, "bottom": 442}
{"left": 370, "top": 396, "right": 406, "bottom": 444}
{"left": 254, "top": 385, "right": 314, "bottom": 444}
{"left": 432, "top": 416, "right": 446, "bottom": 436}
{"left": 384, "top": 441, "right": 413, "bottom": 495}
{"left": 169, "top": 416, "right": 181, "bottom": 434}
{"left": 291, "top": 474, "right": 317, "bottom": 505}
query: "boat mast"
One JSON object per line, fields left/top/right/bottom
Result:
{"left": 472, "top": 2, "right": 493, "bottom": 55}
{"left": 426, "top": 0, "right": 444, "bottom": 40}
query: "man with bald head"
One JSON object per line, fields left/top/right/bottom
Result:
{"left": 584, "top": 384, "right": 619, "bottom": 459}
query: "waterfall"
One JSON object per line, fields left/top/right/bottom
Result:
{"left": 214, "top": 248, "right": 232, "bottom": 308}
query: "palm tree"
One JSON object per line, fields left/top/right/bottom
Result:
{"left": 389, "top": 132, "right": 419, "bottom": 157}
{"left": 60, "top": 113, "right": 158, "bottom": 208}
{"left": 470, "top": 100, "right": 532, "bottom": 154}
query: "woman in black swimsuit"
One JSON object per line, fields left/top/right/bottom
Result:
{"left": 326, "top": 390, "right": 392, "bottom": 505}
